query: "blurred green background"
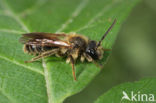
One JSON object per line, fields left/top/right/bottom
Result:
{"left": 64, "top": 0, "right": 156, "bottom": 103}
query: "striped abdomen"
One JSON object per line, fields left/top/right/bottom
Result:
{"left": 24, "top": 44, "right": 57, "bottom": 55}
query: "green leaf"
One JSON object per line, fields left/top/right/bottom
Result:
{"left": 95, "top": 78, "right": 156, "bottom": 103}
{"left": 0, "top": 0, "right": 139, "bottom": 103}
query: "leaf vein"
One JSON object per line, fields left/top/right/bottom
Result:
{"left": 0, "top": 55, "right": 44, "bottom": 75}
{"left": 19, "top": 0, "right": 48, "bottom": 17}
{"left": 0, "top": 1, "right": 53, "bottom": 103}
{"left": 0, "top": 88, "right": 17, "bottom": 103}
{"left": 76, "top": 1, "right": 118, "bottom": 32}
{"left": 56, "top": 0, "right": 89, "bottom": 33}
{"left": 42, "top": 59, "right": 53, "bottom": 103}
{"left": 0, "top": 0, "right": 30, "bottom": 33}
{"left": 0, "top": 29, "right": 25, "bottom": 34}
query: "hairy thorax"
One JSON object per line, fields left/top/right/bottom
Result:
{"left": 65, "top": 34, "right": 88, "bottom": 61}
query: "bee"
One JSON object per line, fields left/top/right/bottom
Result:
{"left": 19, "top": 19, "right": 116, "bottom": 81}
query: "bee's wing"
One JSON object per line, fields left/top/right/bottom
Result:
{"left": 19, "top": 32, "right": 71, "bottom": 48}
{"left": 19, "top": 32, "right": 67, "bottom": 43}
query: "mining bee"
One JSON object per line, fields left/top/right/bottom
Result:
{"left": 19, "top": 19, "right": 116, "bottom": 81}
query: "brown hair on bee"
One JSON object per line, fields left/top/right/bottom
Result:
{"left": 19, "top": 19, "right": 116, "bottom": 81}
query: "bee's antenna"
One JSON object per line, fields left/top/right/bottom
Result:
{"left": 96, "top": 19, "right": 117, "bottom": 48}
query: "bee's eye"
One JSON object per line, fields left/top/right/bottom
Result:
{"left": 86, "top": 41, "right": 98, "bottom": 60}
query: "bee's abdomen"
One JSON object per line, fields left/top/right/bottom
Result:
{"left": 24, "top": 44, "right": 56, "bottom": 55}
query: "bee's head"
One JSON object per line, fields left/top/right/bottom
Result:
{"left": 85, "top": 19, "right": 117, "bottom": 60}
{"left": 85, "top": 40, "right": 103, "bottom": 60}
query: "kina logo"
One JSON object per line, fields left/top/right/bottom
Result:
{"left": 121, "top": 91, "right": 155, "bottom": 102}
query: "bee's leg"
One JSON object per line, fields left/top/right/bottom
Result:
{"left": 25, "top": 49, "right": 58, "bottom": 63}
{"left": 103, "top": 49, "right": 112, "bottom": 51}
{"left": 84, "top": 53, "right": 103, "bottom": 69}
{"left": 93, "top": 60, "right": 103, "bottom": 69}
{"left": 80, "top": 55, "right": 85, "bottom": 62}
{"left": 69, "top": 55, "right": 77, "bottom": 81}
{"left": 83, "top": 53, "right": 92, "bottom": 62}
